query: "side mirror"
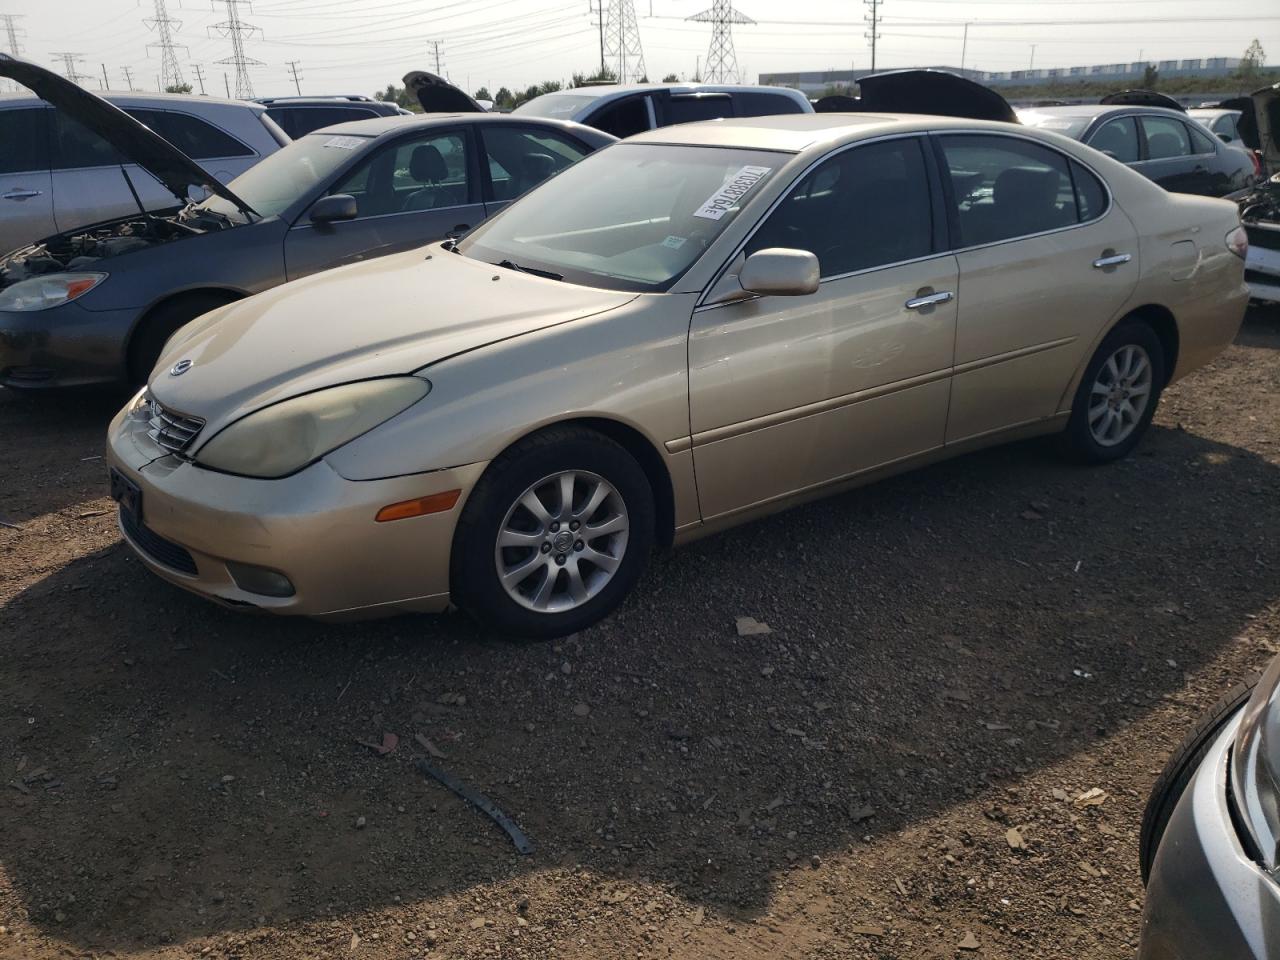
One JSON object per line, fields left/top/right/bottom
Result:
{"left": 310, "top": 194, "right": 358, "bottom": 224}
{"left": 739, "top": 248, "right": 820, "bottom": 297}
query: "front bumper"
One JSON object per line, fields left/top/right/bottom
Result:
{"left": 0, "top": 301, "right": 137, "bottom": 389}
{"left": 105, "top": 403, "right": 487, "bottom": 618}
{"left": 1139, "top": 714, "right": 1280, "bottom": 960}
{"left": 1244, "top": 240, "right": 1280, "bottom": 303}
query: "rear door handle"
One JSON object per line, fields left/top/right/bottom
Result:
{"left": 905, "top": 291, "right": 954, "bottom": 310}
{"left": 2, "top": 189, "right": 42, "bottom": 201}
{"left": 1092, "top": 253, "right": 1132, "bottom": 269}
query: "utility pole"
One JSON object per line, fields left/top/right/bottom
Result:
{"left": 595, "top": 0, "right": 605, "bottom": 75}
{"left": 688, "top": 0, "right": 752, "bottom": 84}
{"left": 603, "top": 0, "right": 646, "bottom": 82}
{"left": 121, "top": 65, "right": 136, "bottom": 90}
{"left": 430, "top": 40, "right": 443, "bottom": 77}
{"left": 960, "top": 22, "right": 970, "bottom": 73}
{"left": 144, "top": 0, "right": 188, "bottom": 91}
{"left": 864, "top": 0, "right": 881, "bottom": 72}
{"left": 210, "top": 0, "right": 263, "bottom": 99}
{"left": 1028, "top": 44, "right": 1036, "bottom": 71}
{"left": 191, "top": 63, "right": 206, "bottom": 94}
{"left": 100, "top": 63, "right": 109, "bottom": 89}
{"left": 285, "top": 59, "right": 302, "bottom": 95}
{"left": 52, "top": 52, "right": 91, "bottom": 85}
{"left": 223, "top": 71, "right": 230, "bottom": 98}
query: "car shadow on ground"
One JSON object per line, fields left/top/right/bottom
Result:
{"left": 1237, "top": 300, "right": 1280, "bottom": 347}
{"left": 1, "top": 415, "right": 1277, "bottom": 953}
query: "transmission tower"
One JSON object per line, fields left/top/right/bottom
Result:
{"left": 52, "top": 52, "right": 91, "bottom": 86}
{"left": 864, "top": 0, "right": 882, "bottom": 72}
{"left": 687, "top": 0, "right": 753, "bottom": 84}
{"left": 0, "top": 14, "right": 22, "bottom": 92}
{"left": 145, "top": 0, "right": 188, "bottom": 91}
{"left": 602, "top": 0, "right": 646, "bottom": 84}
{"left": 209, "top": 0, "right": 263, "bottom": 99}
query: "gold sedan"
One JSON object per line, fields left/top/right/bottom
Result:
{"left": 106, "top": 113, "right": 1250, "bottom": 637}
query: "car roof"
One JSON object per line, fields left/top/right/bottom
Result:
{"left": 537, "top": 81, "right": 802, "bottom": 102}
{"left": 307, "top": 111, "right": 606, "bottom": 139}
{"left": 1017, "top": 104, "right": 1188, "bottom": 120}
{"left": 0, "top": 90, "right": 264, "bottom": 111}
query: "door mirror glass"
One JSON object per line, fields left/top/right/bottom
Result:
{"left": 739, "top": 248, "right": 819, "bottom": 297}
{"left": 310, "top": 193, "right": 358, "bottom": 223}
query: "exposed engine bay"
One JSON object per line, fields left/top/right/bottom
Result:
{"left": 1233, "top": 173, "right": 1280, "bottom": 303}
{"left": 0, "top": 206, "right": 235, "bottom": 289}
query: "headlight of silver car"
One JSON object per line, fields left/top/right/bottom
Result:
{"left": 195, "top": 377, "right": 430, "bottom": 479}
{"left": 0, "top": 272, "right": 107, "bottom": 312}
{"left": 1232, "top": 655, "right": 1280, "bottom": 869}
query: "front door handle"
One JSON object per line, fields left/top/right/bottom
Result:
{"left": 1092, "top": 253, "right": 1132, "bottom": 269}
{"left": 2, "top": 189, "right": 42, "bottom": 201}
{"left": 905, "top": 290, "right": 954, "bottom": 310}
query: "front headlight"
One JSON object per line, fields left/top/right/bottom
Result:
{"left": 1232, "top": 655, "right": 1280, "bottom": 869}
{"left": 195, "top": 377, "right": 430, "bottom": 479}
{"left": 0, "top": 272, "right": 107, "bottom": 312}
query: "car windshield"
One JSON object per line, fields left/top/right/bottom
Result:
{"left": 457, "top": 143, "right": 787, "bottom": 292}
{"left": 512, "top": 93, "right": 599, "bottom": 119}
{"left": 1017, "top": 113, "right": 1093, "bottom": 141}
{"left": 199, "top": 132, "right": 372, "bottom": 221}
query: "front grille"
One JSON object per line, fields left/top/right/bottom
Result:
{"left": 1245, "top": 268, "right": 1280, "bottom": 287}
{"left": 119, "top": 506, "right": 198, "bottom": 575}
{"left": 145, "top": 395, "right": 205, "bottom": 455}
{"left": 1245, "top": 223, "right": 1280, "bottom": 252}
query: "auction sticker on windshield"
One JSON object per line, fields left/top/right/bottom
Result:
{"left": 323, "top": 136, "right": 364, "bottom": 150}
{"left": 693, "top": 165, "right": 773, "bottom": 221}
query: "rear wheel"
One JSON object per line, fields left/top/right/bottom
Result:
{"left": 1061, "top": 321, "right": 1165, "bottom": 463}
{"left": 450, "top": 426, "right": 654, "bottom": 639}
{"left": 127, "top": 293, "right": 236, "bottom": 385}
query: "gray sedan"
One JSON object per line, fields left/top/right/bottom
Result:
{"left": 0, "top": 58, "right": 613, "bottom": 389}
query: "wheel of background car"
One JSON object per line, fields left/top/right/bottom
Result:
{"left": 127, "top": 291, "right": 238, "bottom": 385}
{"left": 1060, "top": 321, "right": 1166, "bottom": 464}
{"left": 1139, "top": 675, "right": 1261, "bottom": 885}
{"left": 450, "top": 425, "right": 655, "bottom": 639}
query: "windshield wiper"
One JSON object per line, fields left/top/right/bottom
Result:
{"left": 495, "top": 258, "right": 562, "bottom": 281}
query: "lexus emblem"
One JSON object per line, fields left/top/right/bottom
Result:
{"left": 169, "top": 359, "right": 193, "bottom": 377}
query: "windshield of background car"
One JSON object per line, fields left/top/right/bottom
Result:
{"left": 1017, "top": 112, "right": 1093, "bottom": 140}
{"left": 512, "top": 93, "right": 598, "bottom": 119}
{"left": 200, "top": 132, "right": 372, "bottom": 220}
{"left": 457, "top": 143, "right": 787, "bottom": 292}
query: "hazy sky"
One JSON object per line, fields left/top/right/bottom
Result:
{"left": 7, "top": 0, "right": 1279, "bottom": 98}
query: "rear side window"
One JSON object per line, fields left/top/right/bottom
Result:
{"left": 664, "top": 95, "right": 733, "bottom": 125}
{"left": 1070, "top": 160, "right": 1107, "bottom": 222}
{"left": 481, "top": 126, "right": 589, "bottom": 202}
{"left": 588, "top": 97, "right": 650, "bottom": 138}
{"left": 747, "top": 137, "right": 932, "bottom": 277}
{"left": 267, "top": 106, "right": 378, "bottom": 138}
{"left": 938, "top": 134, "right": 1080, "bottom": 247}
{"left": 1140, "top": 116, "right": 1191, "bottom": 159}
{"left": 733, "top": 92, "right": 806, "bottom": 117}
{"left": 1187, "top": 122, "right": 1218, "bottom": 155}
{"left": 1087, "top": 117, "right": 1140, "bottom": 163}
{"left": 128, "top": 109, "right": 253, "bottom": 160}
{"left": 0, "top": 108, "right": 50, "bottom": 174}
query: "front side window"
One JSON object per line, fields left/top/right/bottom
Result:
{"left": 458, "top": 142, "right": 784, "bottom": 292}
{"left": 664, "top": 95, "right": 733, "bottom": 125}
{"left": 1087, "top": 117, "right": 1140, "bottom": 163}
{"left": 0, "top": 108, "right": 50, "bottom": 174}
{"left": 734, "top": 92, "right": 806, "bottom": 117}
{"left": 589, "top": 97, "right": 650, "bottom": 138}
{"left": 939, "top": 135, "right": 1080, "bottom": 247}
{"left": 52, "top": 112, "right": 121, "bottom": 170}
{"left": 746, "top": 137, "right": 932, "bottom": 277}
{"left": 1140, "top": 116, "right": 1192, "bottom": 159}
{"left": 481, "top": 126, "right": 589, "bottom": 202}
{"left": 331, "top": 130, "right": 470, "bottom": 217}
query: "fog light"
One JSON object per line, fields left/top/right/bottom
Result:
{"left": 225, "top": 561, "right": 295, "bottom": 598}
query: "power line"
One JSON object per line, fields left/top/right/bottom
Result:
{"left": 688, "top": 0, "right": 753, "bottom": 83}
{"left": 51, "top": 52, "right": 92, "bottom": 85}
{"left": 144, "top": 0, "right": 189, "bottom": 91}
{"left": 285, "top": 58, "right": 302, "bottom": 93}
{"left": 603, "top": 0, "right": 646, "bottom": 83}
{"left": 210, "top": 0, "right": 264, "bottom": 98}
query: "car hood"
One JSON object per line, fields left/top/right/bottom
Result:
{"left": 830, "top": 69, "right": 1018, "bottom": 124}
{"left": 0, "top": 54, "right": 256, "bottom": 216}
{"left": 402, "top": 70, "right": 485, "bottom": 113}
{"left": 1222, "top": 83, "right": 1280, "bottom": 169}
{"left": 150, "top": 246, "right": 636, "bottom": 434}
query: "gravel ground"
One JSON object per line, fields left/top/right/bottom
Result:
{"left": 1, "top": 304, "right": 1278, "bottom": 960}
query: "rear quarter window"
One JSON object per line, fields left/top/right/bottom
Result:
{"left": 1070, "top": 160, "right": 1108, "bottom": 222}
{"left": 128, "top": 108, "right": 254, "bottom": 160}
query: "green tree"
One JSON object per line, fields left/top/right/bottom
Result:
{"left": 494, "top": 86, "right": 515, "bottom": 109}
{"left": 375, "top": 82, "right": 421, "bottom": 111}
{"left": 164, "top": 82, "right": 193, "bottom": 94}
{"left": 662, "top": 72, "right": 679, "bottom": 82}
{"left": 1241, "top": 39, "right": 1267, "bottom": 80}
{"left": 571, "top": 67, "right": 617, "bottom": 87}
{"left": 1142, "top": 64, "right": 1159, "bottom": 89}
{"left": 474, "top": 86, "right": 491, "bottom": 102}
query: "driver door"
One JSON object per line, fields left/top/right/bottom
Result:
{"left": 283, "top": 126, "right": 483, "bottom": 281}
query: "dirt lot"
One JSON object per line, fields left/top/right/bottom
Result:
{"left": 1, "top": 304, "right": 1278, "bottom": 960}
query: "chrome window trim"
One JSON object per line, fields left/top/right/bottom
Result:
{"left": 695, "top": 127, "right": 1116, "bottom": 311}
{"left": 289, "top": 198, "right": 484, "bottom": 231}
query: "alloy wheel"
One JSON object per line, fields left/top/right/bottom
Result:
{"left": 1088, "top": 343, "right": 1153, "bottom": 447}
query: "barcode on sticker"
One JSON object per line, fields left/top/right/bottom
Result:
{"left": 692, "top": 165, "right": 772, "bottom": 221}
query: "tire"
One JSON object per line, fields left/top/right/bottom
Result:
{"left": 1060, "top": 321, "right": 1166, "bottom": 463}
{"left": 127, "top": 293, "right": 236, "bottom": 385}
{"left": 1138, "top": 675, "right": 1260, "bottom": 885}
{"left": 450, "top": 426, "right": 655, "bottom": 639}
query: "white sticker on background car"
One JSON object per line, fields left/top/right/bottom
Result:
{"left": 692, "top": 165, "right": 773, "bottom": 221}
{"left": 323, "top": 136, "right": 364, "bottom": 150}
{"left": 661, "top": 235, "right": 687, "bottom": 249}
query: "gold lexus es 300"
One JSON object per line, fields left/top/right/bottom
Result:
{"left": 106, "top": 112, "right": 1250, "bottom": 637}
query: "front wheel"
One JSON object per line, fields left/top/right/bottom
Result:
{"left": 450, "top": 426, "right": 655, "bottom": 639}
{"left": 1061, "top": 321, "right": 1166, "bottom": 463}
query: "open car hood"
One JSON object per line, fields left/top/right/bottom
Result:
{"left": 816, "top": 69, "right": 1018, "bottom": 124}
{"left": 1100, "top": 89, "right": 1186, "bottom": 111}
{"left": 1221, "top": 83, "right": 1280, "bottom": 168}
{"left": 402, "top": 70, "right": 484, "bottom": 113}
{"left": 0, "top": 54, "right": 256, "bottom": 216}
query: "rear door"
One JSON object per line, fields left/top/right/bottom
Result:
{"left": 0, "top": 107, "right": 56, "bottom": 252}
{"left": 934, "top": 133, "right": 1139, "bottom": 443}
{"left": 1133, "top": 114, "right": 1207, "bottom": 194}
{"left": 479, "top": 124, "right": 594, "bottom": 217}
{"left": 283, "top": 125, "right": 484, "bottom": 280}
